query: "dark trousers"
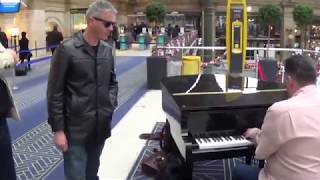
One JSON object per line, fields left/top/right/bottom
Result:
{"left": 19, "top": 53, "right": 31, "bottom": 70}
{"left": 232, "top": 164, "right": 260, "bottom": 180}
{"left": 50, "top": 48, "right": 56, "bottom": 55}
{"left": 63, "top": 141, "right": 105, "bottom": 180}
{"left": 0, "top": 118, "right": 16, "bottom": 180}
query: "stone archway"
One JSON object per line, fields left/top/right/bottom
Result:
{"left": 45, "top": 17, "right": 63, "bottom": 33}
{"left": 44, "top": 17, "right": 63, "bottom": 50}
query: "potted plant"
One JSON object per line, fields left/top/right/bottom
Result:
{"left": 293, "top": 4, "right": 313, "bottom": 49}
{"left": 258, "top": 4, "right": 281, "bottom": 57}
{"left": 145, "top": 0, "right": 166, "bottom": 27}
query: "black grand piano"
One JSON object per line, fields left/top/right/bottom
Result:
{"left": 161, "top": 74, "right": 288, "bottom": 179}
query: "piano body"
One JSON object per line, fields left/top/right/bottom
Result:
{"left": 161, "top": 74, "right": 288, "bottom": 179}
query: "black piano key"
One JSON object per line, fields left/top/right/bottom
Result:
{"left": 213, "top": 137, "right": 219, "bottom": 142}
{"left": 222, "top": 137, "right": 228, "bottom": 142}
{"left": 201, "top": 134, "right": 209, "bottom": 143}
{"left": 202, "top": 138, "right": 208, "bottom": 143}
{"left": 211, "top": 137, "right": 217, "bottom": 142}
{"left": 231, "top": 136, "right": 238, "bottom": 140}
{"left": 194, "top": 136, "right": 202, "bottom": 144}
{"left": 222, "top": 136, "right": 228, "bottom": 141}
{"left": 193, "top": 134, "right": 199, "bottom": 142}
{"left": 204, "top": 134, "right": 212, "bottom": 143}
{"left": 194, "top": 134, "right": 202, "bottom": 143}
{"left": 234, "top": 136, "right": 243, "bottom": 140}
{"left": 198, "top": 134, "right": 206, "bottom": 143}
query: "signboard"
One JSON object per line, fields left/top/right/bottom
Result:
{"left": 0, "top": 0, "right": 20, "bottom": 13}
{"left": 120, "top": 26, "right": 125, "bottom": 34}
{"left": 180, "top": 27, "right": 184, "bottom": 35}
{"left": 160, "top": 27, "right": 165, "bottom": 33}
{"left": 142, "top": 27, "right": 147, "bottom": 34}
{"left": 148, "top": 28, "right": 152, "bottom": 35}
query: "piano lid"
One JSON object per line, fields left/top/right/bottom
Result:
{"left": 161, "top": 74, "right": 288, "bottom": 111}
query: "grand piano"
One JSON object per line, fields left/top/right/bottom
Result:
{"left": 161, "top": 74, "right": 288, "bottom": 179}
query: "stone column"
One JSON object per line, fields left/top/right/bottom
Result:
{"left": 200, "top": 0, "right": 215, "bottom": 63}
{"left": 280, "top": 2, "right": 295, "bottom": 62}
{"left": 18, "top": 10, "right": 47, "bottom": 56}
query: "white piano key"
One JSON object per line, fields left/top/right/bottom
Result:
{"left": 196, "top": 135, "right": 254, "bottom": 150}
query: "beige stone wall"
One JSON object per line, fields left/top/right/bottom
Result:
{"left": 0, "top": 14, "right": 16, "bottom": 37}
{"left": 2, "top": 0, "right": 320, "bottom": 53}
{"left": 0, "top": 0, "right": 72, "bottom": 55}
{"left": 0, "top": 10, "right": 46, "bottom": 55}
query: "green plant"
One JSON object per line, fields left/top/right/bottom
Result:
{"left": 145, "top": 0, "right": 166, "bottom": 26}
{"left": 293, "top": 4, "right": 313, "bottom": 49}
{"left": 258, "top": 4, "right": 281, "bottom": 53}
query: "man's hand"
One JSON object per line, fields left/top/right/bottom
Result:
{"left": 244, "top": 128, "right": 261, "bottom": 143}
{"left": 53, "top": 131, "right": 68, "bottom": 152}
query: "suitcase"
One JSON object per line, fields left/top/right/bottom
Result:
{"left": 15, "top": 65, "right": 28, "bottom": 76}
{"left": 115, "top": 40, "right": 120, "bottom": 49}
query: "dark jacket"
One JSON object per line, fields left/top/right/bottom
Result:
{"left": 19, "top": 38, "right": 30, "bottom": 60}
{"left": 46, "top": 30, "right": 63, "bottom": 47}
{"left": 47, "top": 32, "right": 118, "bottom": 144}
{"left": 0, "top": 52, "right": 20, "bottom": 121}
{"left": 0, "top": 78, "right": 12, "bottom": 118}
{"left": 0, "top": 31, "right": 8, "bottom": 48}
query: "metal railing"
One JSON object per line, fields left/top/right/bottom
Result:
{"left": 161, "top": 46, "right": 320, "bottom": 82}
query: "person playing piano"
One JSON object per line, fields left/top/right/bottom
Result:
{"left": 233, "top": 55, "right": 320, "bottom": 180}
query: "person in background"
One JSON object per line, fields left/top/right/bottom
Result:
{"left": 166, "top": 24, "right": 173, "bottom": 39}
{"left": 172, "top": 25, "right": 180, "bottom": 39}
{"left": 19, "top": 32, "right": 32, "bottom": 70}
{"left": 0, "top": 42, "right": 20, "bottom": 180}
{"left": 0, "top": 27, "right": 8, "bottom": 48}
{"left": 233, "top": 55, "right": 320, "bottom": 180}
{"left": 46, "top": 25, "right": 63, "bottom": 55}
{"left": 47, "top": 1, "right": 118, "bottom": 180}
{"left": 106, "top": 23, "right": 118, "bottom": 48}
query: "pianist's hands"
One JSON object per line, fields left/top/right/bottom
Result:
{"left": 244, "top": 128, "right": 261, "bottom": 144}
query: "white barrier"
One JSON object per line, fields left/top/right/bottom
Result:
{"left": 161, "top": 46, "right": 320, "bottom": 53}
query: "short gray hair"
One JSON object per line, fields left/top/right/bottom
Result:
{"left": 86, "top": 0, "right": 118, "bottom": 17}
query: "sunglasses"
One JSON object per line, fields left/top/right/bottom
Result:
{"left": 93, "top": 17, "right": 115, "bottom": 28}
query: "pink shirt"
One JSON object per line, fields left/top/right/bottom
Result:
{"left": 256, "top": 85, "right": 320, "bottom": 180}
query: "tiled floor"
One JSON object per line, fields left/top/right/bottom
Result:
{"left": 98, "top": 90, "right": 166, "bottom": 180}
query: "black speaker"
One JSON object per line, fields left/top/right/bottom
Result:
{"left": 257, "top": 80, "right": 285, "bottom": 90}
{"left": 147, "top": 56, "right": 167, "bottom": 89}
{"left": 257, "top": 59, "right": 278, "bottom": 82}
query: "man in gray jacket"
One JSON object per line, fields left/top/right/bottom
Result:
{"left": 47, "top": 1, "right": 118, "bottom": 180}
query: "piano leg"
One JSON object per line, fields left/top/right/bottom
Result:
{"left": 245, "top": 155, "right": 252, "bottom": 165}
{"left": 185, "top": 147, "right": 193, "bottom": 180}
{"left": 259, "top": 160, "right": 265, "bottom": 168}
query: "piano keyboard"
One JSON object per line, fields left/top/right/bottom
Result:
{"left": 194, "top": 134, "right": 254, "bottom": 150}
